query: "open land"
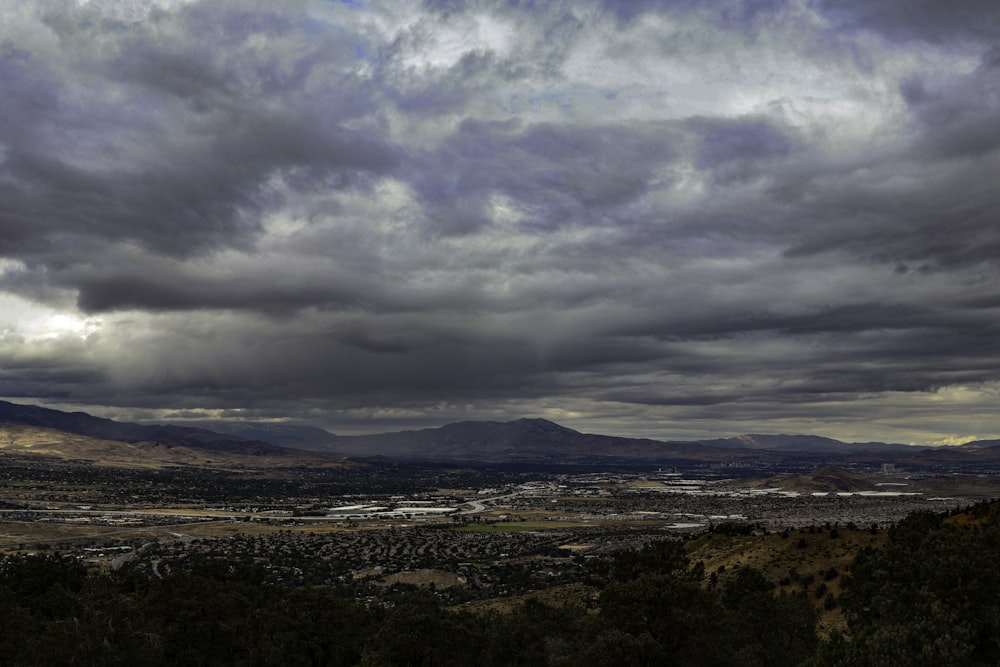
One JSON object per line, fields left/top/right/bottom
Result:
{"left": 0, "top": 453, "right": 996, "bottom": 632}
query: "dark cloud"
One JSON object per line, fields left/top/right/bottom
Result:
{"left": 0, "top": 2, "right": 395, "bottom": 264}
{"left": 901, "top": 54, "right": 1000, "bottom": 160}
{"left": 778, "top": 152, "right": 1000, "bottom": 269}
{"left": 1, "top": 0, "right": 999, "bottom": 443}
{"left": 409, "top": 118, "right": 684, "bottom": 235}
{"left": 691, "top": 117, "right": 795, "bottom": 163}
{"left": 818, "top": 0, "right": 1000, "bottom": 45}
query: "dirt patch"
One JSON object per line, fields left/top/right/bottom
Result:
{"left": 378, "top": 568, "right": 465, "bottom": 589}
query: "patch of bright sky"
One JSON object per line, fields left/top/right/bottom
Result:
{"left": 931, "top": 434, "right": 984, "bottom": 446}
{"left": 482, "top": 194, "right": 537, "bottom": 250}
{"left": 556, "top": 11, "right": 977, "bottom": 153}
{"left": 802, "top": 385, "right": 1000, "bottom": 446}
{"left": 567, "top": 387, "right": 1000, "bottom": 445}
{"left": 259, "top": 172, "right": 406, "bottom": 235}
{"left": 397, "top": 12, "right": 516, "bottom": 71}
{"left": 0, "top": 258, "right": 100, "bottom": 342}
{"left": 0, "top": 293, "right": 101, "bottom": 342}
{"left": 446, "top": 218, "right": 609, "bottom": 267}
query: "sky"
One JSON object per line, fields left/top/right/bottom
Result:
{"left": 1, "top": 0, "right": 1000, "bottom": 445}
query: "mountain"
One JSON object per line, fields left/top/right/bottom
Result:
{"left": 178, "top": 417, "right": 939, "bottom": 463}
{"left": 290, "top": 418, "right": 758, "bottom": 463}
{"left": 0, "top": 400, "right": 335, "bottom": 467}
{"left": 187, "top": 421, "right": 340, "bottom": 450}
{"left": 959, "top": 438, "right": 1000, "bottom": 449}
{"left": 698, "top": 434, "right": 913, "bottom": 453}
{"left": 267, "top": 418, "right": 928, "bottom": 463}
{"left": 3, "top": 403, "right": 749, "bottom": 465}
{"left": 4, "top": 400, "right": 995, "bottom": 468}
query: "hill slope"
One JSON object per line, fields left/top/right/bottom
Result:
{"left": 0, "top": 401, "right": 339, "bottom": 467}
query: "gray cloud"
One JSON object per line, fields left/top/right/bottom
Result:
{"left": 902, "top": 53, "right": 1000, "bottom": 160}
{"left": 0, "top": 0, "right": 999, "bottom": 444}
{"left": 0, "top": 1, "right": 395, "bottom": 263}
{"left": 818, "top": 0, "right": 1000, "bottom": 45}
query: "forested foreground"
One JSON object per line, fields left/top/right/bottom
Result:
{"left": 0, "top": 506, "right": 998, "bottom": 666}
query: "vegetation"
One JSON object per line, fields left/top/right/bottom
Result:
{"left": 1, "top": 494, "right": 998, "bottom": 665}
{"left": 811, "top": 508, "right": 1000, "bottom": 666}
{"left": 0, "top": 539, "right": 818, "bottom": 666}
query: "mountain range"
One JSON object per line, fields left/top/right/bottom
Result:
{"left": 2, "top": 399, "right": 1000, "bottom": 468}
{"left": 202, "top": 417, "right": 1000, "bottom": 463}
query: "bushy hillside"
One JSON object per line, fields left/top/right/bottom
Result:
{"left": 686, "top": 522, "right": 887, "bottom": 634}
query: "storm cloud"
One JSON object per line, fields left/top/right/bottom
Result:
{"left": 1, "top": 0, "right": 999, "bottom": 445}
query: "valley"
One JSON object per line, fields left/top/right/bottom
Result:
{"left": 2, "top": 400, "right": 1000, "bottom": 662}
{"left": 0, "top": 452, "right": 994, "bottom": 620}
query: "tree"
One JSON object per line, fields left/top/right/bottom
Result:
{"left": 720, "top": 567, "right": 818, "bottom": 667}
{"left": 817, "top": 511, "right": 1000, "bottom": 666}
{"left": 362, "top": 593, "right": 483, "bottom": 666}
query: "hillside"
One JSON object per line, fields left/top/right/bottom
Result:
{"left": 0, "top": 424, "right": 311, "bottom": 468}
{"left": 0, "top": 401, "right": 292, "bottom": 455}
{"left": 688, "top": 498, "right": 1000, "bottom": 642}
{"left": 737, "top": 466, "right": 888, "bottom": 493}
{"left": 0, "top": 402, "right": 342, "bottom": 468}
{"left": 686, "top": 524, "right": 887, "bottom": 635}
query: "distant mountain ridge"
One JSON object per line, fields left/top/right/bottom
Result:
{"left": 269, "top": 417, "right": 735, "bottom": 462}
{"left": 5, "top": 400, "right": 1000, "bottom": 467}
{"left": 204, "top": 417, "right": 1000, "bottom": 466}
{"left": 203, "top": 418, "right": 919, "bottom": 460}
{"left": 698, "top": 434, "right": 913, "bottom": 453}
{"left": 959, "top": 438, "right": 1000, "bottom": 449}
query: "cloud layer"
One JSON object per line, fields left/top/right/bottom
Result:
{"left": 2, "top": 0, "right": 999, "bottom": 443}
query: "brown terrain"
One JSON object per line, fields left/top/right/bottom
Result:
{"left": 0, "top": 423, "right": 345, "bottom": 469}
{"left": 735, "top": 464, "right": 1000, "bottom": 496}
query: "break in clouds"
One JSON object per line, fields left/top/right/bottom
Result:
{"left": 1, "top": 0, "right": 1000, "bottom": 444}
